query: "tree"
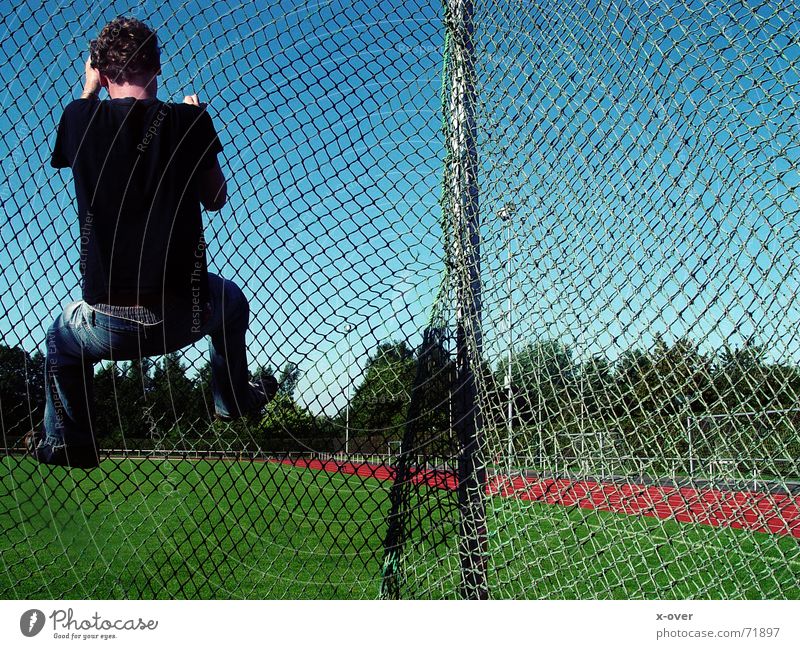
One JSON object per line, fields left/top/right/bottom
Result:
{"left": 649, "top": 335, "right": 712, "bottom": 415}
{"left": 195, "top": 360, "right": 214, "bottom": 419}
{"left": 405, "top": 326, "right": 455, "bottom": 456}
{"left": 277, "top": 362, "right": 301, "bottom": 398}
{"left": 94, "top": 361, "right": 124, "bottom": 444}
{"left": 0, "top": 343, "right": 44, "bottom": 443}
{"left": 615, "top": 347, "right": 655, "bottom": 417}
{"left": 348, "top": 341, "right": 416, "bottom": 445}
{"left": 612, "top": 337, "right": 710, "bottom": 466}
{"left": 113, "top": 358, "right": 156, "bottom": 440}
{"left": 496, "top": 338, "right": 575, "bottom": 427}
{"left": 259, "top": 392, "right": 320, "bottom": 451}
{"left": 714, "top": 339, "right": 772, "bottom": 411}
{"left": 708, "top": 340, "right": 800, "bottom": 470}
{"left": 578, "top": 354, "right": 616, "bottom": 419}
{"left": 149, "top": 352, "right": 203, "bottom": 442}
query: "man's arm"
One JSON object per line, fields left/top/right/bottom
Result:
{"left": 184, "top": 94, "right": 227, "bottom": 212}
{"left": 199, "top": 157, "right": 227, "bottom": 211}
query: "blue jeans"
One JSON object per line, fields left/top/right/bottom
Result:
{"left": 37, "top": 273, "right": 256, "bottom": 468}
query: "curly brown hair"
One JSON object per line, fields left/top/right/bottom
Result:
{"left": 89, "top": 16, "right": 161, "bottom": 84}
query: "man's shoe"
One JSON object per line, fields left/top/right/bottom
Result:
{"left": 214, "top": 375, "right": 279, "bottom": 423}
{"left": 22, "top": 430, "right": 100, "bottom": 469}
{"left": 248, "top": 375, "right": 279, "bottom": 420}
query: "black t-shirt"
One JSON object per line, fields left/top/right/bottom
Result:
{"left": 50, "top": 97, "right": 222, "bottom": 306}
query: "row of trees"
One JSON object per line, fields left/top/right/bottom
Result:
{"left": 493, "top": 335, "right": 800, "bottom": 422}
{"left": 0, "top": 344, "right": 330, "bottom": 452}
{"left": 1, "top": 333, "right": 799, "bottom": 473}
{"left": 484, "top": 335, "right": 800, "bottom": 473}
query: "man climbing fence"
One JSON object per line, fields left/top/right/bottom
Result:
{"left": 25, "top": 16, "right": 276, "bottom": 468}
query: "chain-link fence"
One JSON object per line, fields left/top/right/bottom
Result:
{"left": 2, "top": 0, "right": 799, "bottom": 599}
{"left": 466, "top": 0, "right": 800, "bottom": 599}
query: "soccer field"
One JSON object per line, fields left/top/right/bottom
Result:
{"left": 2, "top": 457, "right": 799, "bottom": 599}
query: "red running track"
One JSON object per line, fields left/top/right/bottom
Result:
{"left": 272, "top": 457, "right": 800, "bottom": 539}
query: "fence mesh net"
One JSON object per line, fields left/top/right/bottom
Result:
{"left": 2, "top": 0, "right": 800, "bottom": 599}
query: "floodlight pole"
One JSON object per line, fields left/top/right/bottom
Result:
{"left": 345, "top": 323, "right": 353, "bottom": 455}
{"left": 538, "top": 337, "right": 543, "bottom": 470}
{"left": 447, "top": 0, "right": 488, "bottom": 600}
{"left": 499, "top": 203, "right": 515, "bottom": 472}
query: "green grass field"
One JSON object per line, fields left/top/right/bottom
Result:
{"left": 488, "top": 498, "right": 800, "bottom": 599}
{"left": 2, "top": 456, "right": 798, "bottom": 599}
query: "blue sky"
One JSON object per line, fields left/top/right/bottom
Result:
{"left": 475, "top": 0, "right": 800, "bottom": 366}
{"left": 1, "top": 0, "right": 798, "bottom": 416}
